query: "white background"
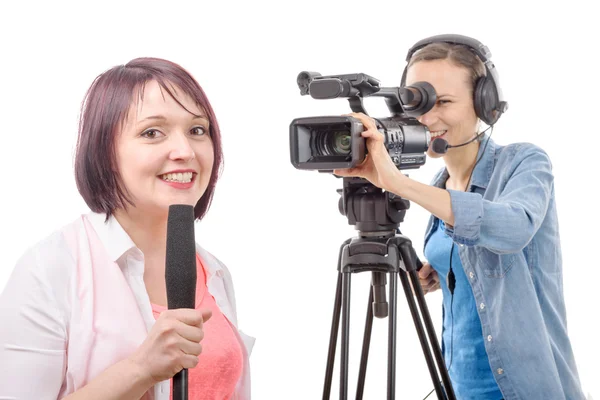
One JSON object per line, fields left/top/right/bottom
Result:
{"left": 0, "top": 1, "right": 598, "bottom": 399}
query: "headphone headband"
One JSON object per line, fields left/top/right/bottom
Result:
{"left": 404, "top": 34, "right": 492, "bottom": 64}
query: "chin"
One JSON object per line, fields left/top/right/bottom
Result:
{"left": 149, "top": 198, "right": 198, "bottom": 215}
{"left": 166, "top": 198, "right": 200, "bottom": 208}
{"left": 426, "top": 149, "right": 444, "bottom": 159}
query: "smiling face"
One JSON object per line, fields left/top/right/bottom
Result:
{"left": 405, "top": 59, "right": 479, "bottom": 158}
{"left": 115, "top": 80, "right": 214, "bottom": 218}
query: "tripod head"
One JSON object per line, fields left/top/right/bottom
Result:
{"left": 338, "top": 177, "right": 410, "bottom": 236}
{"left": 336, "top": 177, "right": 416, "bottom": 319}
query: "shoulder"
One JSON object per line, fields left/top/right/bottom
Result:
{"left": 5, "top": 217, "right": 84, "bottom": 316}
{"left": 16, "top": 217, "right": 82, "bottom": 276}
{"left": 12, "top": 215, "right": 99, "bottom": 286}
{"left": 489, "top": 141, "right": 555, "bottom": 190}
{"left": 496, "top": 141, "right": 552, "bottom": 168}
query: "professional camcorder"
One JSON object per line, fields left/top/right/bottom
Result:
{"left": 289, "top": 72, "right": 437, "bottom": 172}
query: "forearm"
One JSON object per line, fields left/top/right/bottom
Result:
{"left": 388, "top": 172, "right": 455, "bottom": 226}
{"left": 390, "top": 174, "right": 540, "bottom": 252}
{"left": 62, "top": 358, "right": 155, "bottom": 400}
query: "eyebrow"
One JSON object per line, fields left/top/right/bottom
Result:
{"left": 436, "top": 94, "right": 456, "bottom": 98}
{"left": 139, "top": 115, "right": 209, "bottom": 123}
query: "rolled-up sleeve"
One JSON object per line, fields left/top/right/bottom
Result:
{"left": 444, "top": 145, "right": 554, "bottom": 254}
{"left": 0, "top": 239, "right": 69, "bottom": 399}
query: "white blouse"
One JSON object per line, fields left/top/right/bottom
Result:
{"left": 0, "top": 212, "right": 254, "bottom": 399}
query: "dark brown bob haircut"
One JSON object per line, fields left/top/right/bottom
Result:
{"left": 74, "top": 57, "right": 223, "bottom": 220}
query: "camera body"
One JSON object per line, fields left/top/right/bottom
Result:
{"left": 289, "top": 72, "right": 436, "bottom": 173}
{"left": 290, "top": 115, "right": 429, "bottom": 171}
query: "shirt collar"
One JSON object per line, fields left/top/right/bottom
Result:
{"left": 86, "top": 211, "right": 138, "bottom": 264}
{"left": 469, "top": 134, "right": 496, "bottom": 190}
{"left": 85, "top": 211, "right": 224, "bottom": 276}
{"left": 431, "top": 134, "right": 497, "bottom": 191}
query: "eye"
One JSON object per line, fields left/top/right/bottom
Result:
{"left": 190, "top": 126, "right": 208, "bottom": 136}
{"left": 141, "top": 129, "right": 164, "bottom": 139}
{"left": 437, "top": 99, "right": 451, "bottom": 106}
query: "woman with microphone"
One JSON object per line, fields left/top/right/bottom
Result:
{"left": 0, "top": 58, "right": 254, "bottom": 399}
{"left": 333, "top": 35, "right": 585, "bottom": 400}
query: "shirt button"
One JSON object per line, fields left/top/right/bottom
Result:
{"left": 480, "top": 303, "right": 485, "bottom": 310}
{"left": 497, "top": 368, "right": 504, "bottom": 375}
{"left": 469, "top": 272, "right": 475, "bottom": 279}
{"left": 487, "top": 335, "right": 493, "bottom": 341}
{"left": 459, "top": 244, "right": 464, "bottom": 247}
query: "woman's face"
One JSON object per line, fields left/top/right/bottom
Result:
{"left": 405, "top": 59, "right": 479, "bottom": 159}
{"left": 115, "top": 80, "right": 214, "bottom": 218}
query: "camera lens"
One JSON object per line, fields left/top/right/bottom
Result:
{"left": 309, "top": 124, "right": 354, "bottom": 159}
{"left": 331, "top": 131, "right": 351, "bottom": 155}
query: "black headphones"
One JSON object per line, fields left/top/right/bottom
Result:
{"left": 400, "top": 34, "right": 508, "bottom": 126}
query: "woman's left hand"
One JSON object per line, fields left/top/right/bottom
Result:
{"left": 333, "top": 112, "right": 402, "bottom": 191}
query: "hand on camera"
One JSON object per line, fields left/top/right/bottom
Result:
{"left": 129, "top": 308, "right": 212, "bottom": 385}
{"left": 332, "top": 112, "right": 401, "bottom": 191}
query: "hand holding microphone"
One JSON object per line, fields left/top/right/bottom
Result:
{"left": 129, "top": 308, "right": 212, "bottom": 384}
{"left": 128, "top": 205, "right": 205, "bottom": 398}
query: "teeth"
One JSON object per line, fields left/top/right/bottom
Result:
{"left": 161, "top": 172, "right": 193, "bottom": 183}
{"left": 430, "top": 130, "right": 447, "bottom": 137}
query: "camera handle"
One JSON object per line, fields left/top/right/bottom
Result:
{"left": 348, "top": 97, "right": 368, "bottom": 115}
{"left": 322, "top": 232, "right": 456, "bottom": 400}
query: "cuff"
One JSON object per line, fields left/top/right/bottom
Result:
{"left": 444, "top": 189, "right": 483, "bottom": 246}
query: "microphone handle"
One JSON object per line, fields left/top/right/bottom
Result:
{"left": 173, "top": 369, "right": 189, "bottom": 400}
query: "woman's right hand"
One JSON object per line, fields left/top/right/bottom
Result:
{"left": 418, "top": 262, "right": 440, "bottom": 295}
{"left": 129, "top": 308, "right": 212, "bottom": 385}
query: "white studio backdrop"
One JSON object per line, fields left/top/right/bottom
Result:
{"left": 0, "top": 1, "right": 598, "bottom": 399}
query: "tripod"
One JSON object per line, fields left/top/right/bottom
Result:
{"left": 322, "top": 178, "right": 456, "bottom": 400}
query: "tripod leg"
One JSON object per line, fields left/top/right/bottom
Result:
{"left": 323, "top": 272, "right": 343, "bottom": 400}
{"left": 388, "top": 271, "right": 398, "bottom": 400}
{"left": 340, "top": 271, "right": 352, "bottom": 400}
{"left": 397, "top": 242, "right": 456, "bottom": 400}
{"left": 355, "top": 288, "right": 374, "bottom": 400}
{"left": 408, "top": 269, "right": 456, "bottom": 400}
{"left": 398, "top": 271, "right": 446, "bottom": 398}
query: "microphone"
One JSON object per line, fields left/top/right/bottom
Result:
{"left": 430, "top": 131, "right": 485, "bottom": 155}
{"left": 165, "top": 204, "right": 197, "bottom": 400}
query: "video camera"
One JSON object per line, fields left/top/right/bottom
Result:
{"left": 289, "top": 72, "right": 437, "bottom": 172}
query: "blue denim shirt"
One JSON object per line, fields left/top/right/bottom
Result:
{"left": 426, "top": 220, "right": 504, "bottom": 399}
{"left": 423, "top": 136, "right": 585, "bottom": 400}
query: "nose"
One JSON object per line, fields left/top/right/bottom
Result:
{"left": 417, "top": 106, "right": 439, "bottom": 127}
{"left": 169, "top": 132, "right": 195, "bottom": 161}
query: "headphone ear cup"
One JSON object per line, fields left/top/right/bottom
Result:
{"left": 474, "top": 77, "right": 500, "bottom": 125}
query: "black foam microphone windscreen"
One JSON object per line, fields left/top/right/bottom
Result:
{"left": 165, "top": 204, "right": 196, "bottom": 400}
{"left": 166, "top": 204, "right": 197, "bottom": 310}
{"left": 431, "top": 137, "right": 450, "bottom": 155}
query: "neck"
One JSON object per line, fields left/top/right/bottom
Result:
{"left": 113, "top": 207, "right": 169, "bottom": 265}
{"left": 444, "top": 140, "right": 480, "bottom": 188}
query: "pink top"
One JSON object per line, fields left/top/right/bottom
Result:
{"left": 151, "top": 255, "right": 243, "bottom": 400}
